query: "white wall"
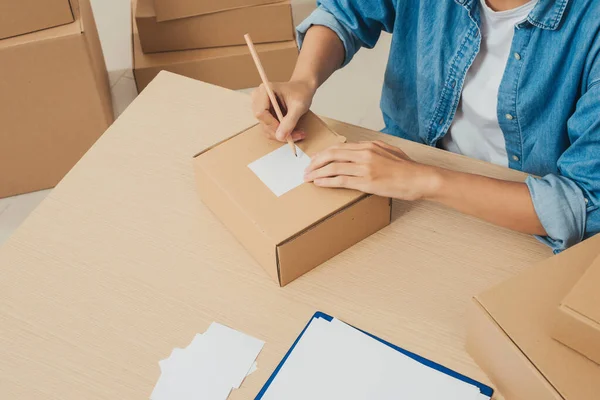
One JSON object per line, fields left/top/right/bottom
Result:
{"left": 89, "top": 0, "right": 132, "bottom": 71}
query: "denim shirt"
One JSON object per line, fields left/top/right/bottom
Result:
{"left": 297, "top": 0, "right": 600, "bottom": 253}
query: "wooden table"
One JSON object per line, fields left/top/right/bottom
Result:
{"left": 0, "top": 73, "right": 552, "bottom": 399}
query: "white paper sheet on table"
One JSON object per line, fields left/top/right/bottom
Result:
{"left": 260, "top": 317, "right": 491, "bottom": 400}
{"left": 248, "top": 144, "right": 311, "bottom": 197}
{"left": 151, "top": 323, "right": 264, "bottom": 400}
{"left": 202, "top": 322, "right": 264, "bottom": 389}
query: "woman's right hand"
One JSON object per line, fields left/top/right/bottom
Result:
{"left": 251, "top": 80, "right": 317, "bottom": 143}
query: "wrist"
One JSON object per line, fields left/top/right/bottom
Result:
{"left": 418, "top": 165, "right": 445, "bottom": 201}
{"left": 289, "top": 73, "right": 319, "bottom": 95}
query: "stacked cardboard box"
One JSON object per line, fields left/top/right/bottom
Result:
{"left": 132, "top": 0, "right": 298, "bottom": 92}
{"left": 552, "top": 254, "right": 600, "bottom": 366}
{"left": 466, "top": 234, "right": 600, "bottom": 399}
{"left": 0, "top": 0, "right": 113, "bottom": 199}
{"left": 0, "top": 0, "right": 74, "bottom": 40}
{"left": 192, "top": 108, "right": 391, "bottom": 286}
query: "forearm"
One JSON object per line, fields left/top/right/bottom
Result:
{"left": 426, "top": 168, "right": 547, "bottom": 236}
{"left": 290, "top": 25, "right": 345, "bottom": 91}
{"left": 304, "top": 140, "right": 548, "bottom": 236}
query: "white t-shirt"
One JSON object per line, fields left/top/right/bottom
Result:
{"left": 441, "top": 0, "right": 537, "bottom": 167}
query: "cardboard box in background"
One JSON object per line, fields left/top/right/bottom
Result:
{"left": 0, "top": 0, "right": 74, "bottom": 40}
{"left": 553, "top": 255, "right": 600, "bottom": 365}
{"left": 193, "top": 111, "right": 392, "bottom": 286}
{"left": 154, "top": 0, "right": 283, "bottom": 22}
{"left": 466, "top": 234, "right": 600, "bottom": 400}
{"left": 133, "top": 20, "right": 298, "bottom": 92}
{"left": 136, "top": 0, "right": 294, "bottom": 53}
{"left": 0, "top": 0, "right": 113, "bottom": 199}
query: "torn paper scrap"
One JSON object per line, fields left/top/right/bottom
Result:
{"left": 235, "top": 362, "right": 258, "bottom": 389}
{"left": 151, "top": 324, "right": 264, "bottom": 400}
{"left": 203, "top": 322, "right": 265, "bottom": 389}
{"left": 248, "top": 144, "right": 311, "bottom": 197}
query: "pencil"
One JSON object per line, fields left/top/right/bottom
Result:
{"left": 244, "top": 33, "right": 298, "bottom": 157}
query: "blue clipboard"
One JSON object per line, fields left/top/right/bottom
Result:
{"left": 256, "top": 311, "right": 494, "bottom": 399}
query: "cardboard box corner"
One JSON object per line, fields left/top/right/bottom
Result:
{"left": 551, "top": 255, "right": 600, "bottom": 365}
{"left": 466, "top": 235, "right": 600, "bottom": 400}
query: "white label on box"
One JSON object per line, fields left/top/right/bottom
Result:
{"left": 248, "top": 145, "right": 311, "bottom": 197}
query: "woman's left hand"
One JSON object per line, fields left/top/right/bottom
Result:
{"left": 304, "top": 141, "right": 440, "bottom": 201}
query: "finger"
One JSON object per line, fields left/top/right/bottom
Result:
{"left": 290, "top": 130, "right": 306, "bottom": 142}
{"left": 313, "top": 176, "right": 365, "bottom": 191}
{"left": 275, "top": 106, "right": 306, "bottom": 142}
{"left": 251, "top": 85, "right": 272, "bottom": 120}
{"left": 261, "top": 126, "right": 303, "bottom": 142}
{"left": 304, "top": 162, "right": 364, "bottom": 182}
{"left": 274, "top": 91, "right": 288, "bottom": 115}
{"left": 256, "top": 109, "right": 280, "bottom": 138}
{"left": 306, "top": 146, "right": 370, "bottom": 173}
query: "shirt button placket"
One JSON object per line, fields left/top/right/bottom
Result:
{"left": 504, "top": 26, "right": 530, "bottom": 171}
{"left": 506, "top": 114, "right": 519, "bottom": 164}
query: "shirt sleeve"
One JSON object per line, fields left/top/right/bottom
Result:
{"left": 526, "top": 77, "right": 600, "bottom": 253}
{"left": 296, "top": 0, "right": 397, "bottom": 67}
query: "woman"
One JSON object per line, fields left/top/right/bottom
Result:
{"left": 251, "top": 0, "right": 600, "bottom": 253}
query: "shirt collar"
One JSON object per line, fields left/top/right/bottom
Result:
{"left": 526, "top": 0, "right": 570, "bottom": 30}
{"left": 454, "top": 0, "right": 570, "bottom": 30}
{"left": 454, "top": 0, "right": 478, "bottom": 12}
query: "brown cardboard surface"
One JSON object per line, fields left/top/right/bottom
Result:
{"left": 0, "top": 7, "right": 80, "bottom": 49}
{"left": 193, "top": 111, "right": 391, "bottom": 285}
{"left": 467, "top": 300, "right": 563, "bottom": 400}
{"left": 132, "top": 21, "right": 297, "bottom": 92}
{"left": 0, "top": 0, "right": 73, "bottom": 40}
{"left": 0, "top": 71, "right": 556, "bottom": 399}
{"left": 0, "top": 0, "right": 113, "bottom": 198}
{"left": 467, "top": 234, "right": 600, "bottom": 400}
{"left": 277, "top": 195, "right": 392, "bottom": 286}
{"left": 154, "top": 0, "right": 283, "bottom": 22}
{"left": 195, "top": 113, "right": 352, "bottom": 243}
{"left": 553, "top": 256, "right": 600, "bottom": 365}
{"left": 136, "top": 0, "right": 294, "bottom": 53}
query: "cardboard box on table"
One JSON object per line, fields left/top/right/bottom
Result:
{"left": 0, "top": 0, "right": 74, "bottom": 40}
{"left": 136, "top": 0, "right": 294, "bottom": 54}
{"left": 132, "top": 15, "right": 298, "bottom": 92}
{"left": 153, "top": 0, "right": 283, "bottom": 22}
{"left": 0, "top": 0, "right": 113, "bottom": 199}
{"left": 466, "top": 234, "right": 600, "bottom": 399}
{"left": 552, "top": 255, "right": 600, "bottom": 365}
{"left": 193, "top": 111, "right": 392, "bottom": 287}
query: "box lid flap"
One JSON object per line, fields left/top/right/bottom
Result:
{"left": 476, "top": 234, "right": 600, "bottom": 399}
{"left": 194, "top": 111, "right": 364, "bottom": 244}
